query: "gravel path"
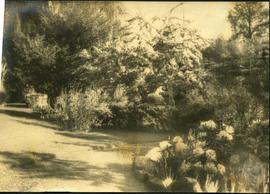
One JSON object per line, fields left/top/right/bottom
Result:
{"left": 0, "top": 105, "right": 149, "bottom": 192}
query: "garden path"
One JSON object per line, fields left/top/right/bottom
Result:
{"left": 0, "top": 105, "right": 171, "bottom": 191}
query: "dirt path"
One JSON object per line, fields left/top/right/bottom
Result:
{"left": 0, "top": 105, "right": 151, "bottom": 192}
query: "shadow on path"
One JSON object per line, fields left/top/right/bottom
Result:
{"left": 13, "top": 120, "right": 60, "bottom": 131}
{"left": 0, "top": 151, "right": 106, "bottom": 180}
{"left": 0, "top": 151, "right": 147, "bottom": 191}
{"left": 0, "top": 109, "right": 42, "bottom": 121}
{"left": 55, "top": 131, "right": 120, "bottom": 142}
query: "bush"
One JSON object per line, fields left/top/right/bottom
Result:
{"left": 138, "top": 127, "right": 228, "bottom": 192}
{"left": 134, "top": 118, "right": 269, "bottom": 192}
{"left": 243, "top": 119, "right": 269, "bottom": 162}
{"left": 49, "top": 88, "right": 112, "bottom": 131}
{"left": 25, "top": 89, "right": 48, "bottom": 111}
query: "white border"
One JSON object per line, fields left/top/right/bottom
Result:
{"left": 0, "top": 0, "right": 5, "bottom": 85}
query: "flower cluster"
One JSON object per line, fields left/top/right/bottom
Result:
{"left": 173, "top": 136, "right": 187, "bottom": 153}
{"left": 145, "top": 147, "right": 162, "bottom": 162}
{"left": 142, "top": 131, "right": 228, "bottom": 191}
{"left": 200, "top": 120, "right": 217, "bottom": 130}
{"left": 206, "top": 149, "right": 217, "bottom": 161}
{"left": 159, "top": 141, "right": 173, "bottom": 151}
{"left": 162, "top": 177, "right": 173, "bottom": 189}
{"left": 193, "top": 146, "right": 205, "bottom": 157}
{"left": 217, "top": 164, "right": 226, "bottom": 175}
{"left": 216, "top": 124, "right": 234, "bottom": 141}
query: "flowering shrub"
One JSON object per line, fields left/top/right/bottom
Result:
{"left": 198, "top": 120, "right": 234, "bottom": 162}
{"left": 141, "top": 130, "right": 228, "bottom": 191}
{"left": 137, "top": 119, "right": 269, "bottom": 192}
{"left": 49, "top": 88, "right": 112, "bottom": 131}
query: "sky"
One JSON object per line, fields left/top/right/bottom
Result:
{"left": 122, "top": 2, "right": 268, "bottom": 40}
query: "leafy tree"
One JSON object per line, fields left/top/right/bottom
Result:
{"left": 4, "top": 2, "right": 122, "bottom": 105}
{"left": 228, "top": 2, "right": 269, "bottom": 41}
{"left": 74, "top": 14, "right": 209, "bottom": 131}
{"left": 202, "top": 37, "right": 242, "bottom": 86}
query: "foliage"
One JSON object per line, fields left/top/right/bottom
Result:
{"left": 72, "top": 15, "right": 209, "bottom": 131}
{"left": 49, "top": 88, "right": 112, "bottom": 131}
{"left": 243, "top": 119, "right": 269, "bottom": 162}
{"left": 3, "top": 2, "right": 122, "bottom": 105}
{"left": 3, "top": 2, "right": 268, "bottom": 135}
{"left": 228, "top": 2, "right": 269, "bottom": 40}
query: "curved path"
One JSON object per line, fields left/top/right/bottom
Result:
{"left": 0, "top": 105, "right": 149, "bottom": 191}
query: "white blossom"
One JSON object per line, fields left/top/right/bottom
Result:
{"left": 159, "top": 141, "right": 172, "bottom": 151}
{"left": 205, "top": 149, "right": 216, "bottom": 161}
{"left": 216, "top": 130, "right": 234, "bottom": 141}
{"left": 193, "top": 146, "right": 205, "bottom": 156}
{"left": 162, "top": 177, "right": 173, "bottom": 189}
{"left": 173, "top": 136, "right": 183, "bottom": 143}
{"left": 200, "top": 120, "right": 217, "bottom": 130}
{"left": 145, "top": 147, "right": 162, "bottom": 162}
{"left": 217, "top": 164, "right": 226, "bottom": 175}
{"left": 224, "top": 125, "right": 234, "bottom": 134}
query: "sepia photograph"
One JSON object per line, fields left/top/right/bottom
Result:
{"left": 0, "top": 0, "right": 269, "bottom": 192}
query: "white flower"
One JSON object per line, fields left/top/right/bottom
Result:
{"left": 173, "top": 136, "right": 183, "bottom": 143}
{"left": 200, "top": 120, "right": 217, "bottom": 130}
{"left": 252, "top": 119, "right": 261, "bottom": 125}
{"left": 224, "top": 125, "right": 234, "bottom": 134}
{"left": 205, "top": 162, "right": 217, "bottom": 173}
{"left": 145, "top": 147, "right": 162, "bottom": 162}
{"left": 205, "top": 149, "right": 216, "bottom": 161}
{"left": 216, "top": 130, "right": 234, "bottom": 141}
{"left": 162, "top": 177, "right": 173, "bottom": 189}
{"left": 175, "top": 140, "right": 187, "bottom": 153}
{"left": 217, "top": 164, "right": 226, "bottom": 175}
{"left": 194, "top": 161, "right": 203, "bottom": 168}
{"left": 193, "top": 146, "right": 205, "bottom": 156}
{"left": 159, "top": 141, "right": 172, "bottom": 151}
{"left": 227, "top": 134, "right": 233, "bottom": 141}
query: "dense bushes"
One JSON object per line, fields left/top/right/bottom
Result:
{"left": 3, "top": 2, "right": 268, "bottom": 135}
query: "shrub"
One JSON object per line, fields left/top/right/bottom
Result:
{"left": 243, "top": 119, "right": 269, "bottom": 162}
{"left": 25, "top": 89, "right": 49, "bottom": 111}
{"left": 139, "top": 131, "right": 227, "bottom": 191}
{"left": 49, "top": 88, "right": 112, "bottom": 131}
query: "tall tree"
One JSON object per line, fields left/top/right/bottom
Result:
{"left": 3, "top": 1, "right": 122, "bottom": 104}
{"left": 228, "top": 2, "right": 269, "bottom": 41}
